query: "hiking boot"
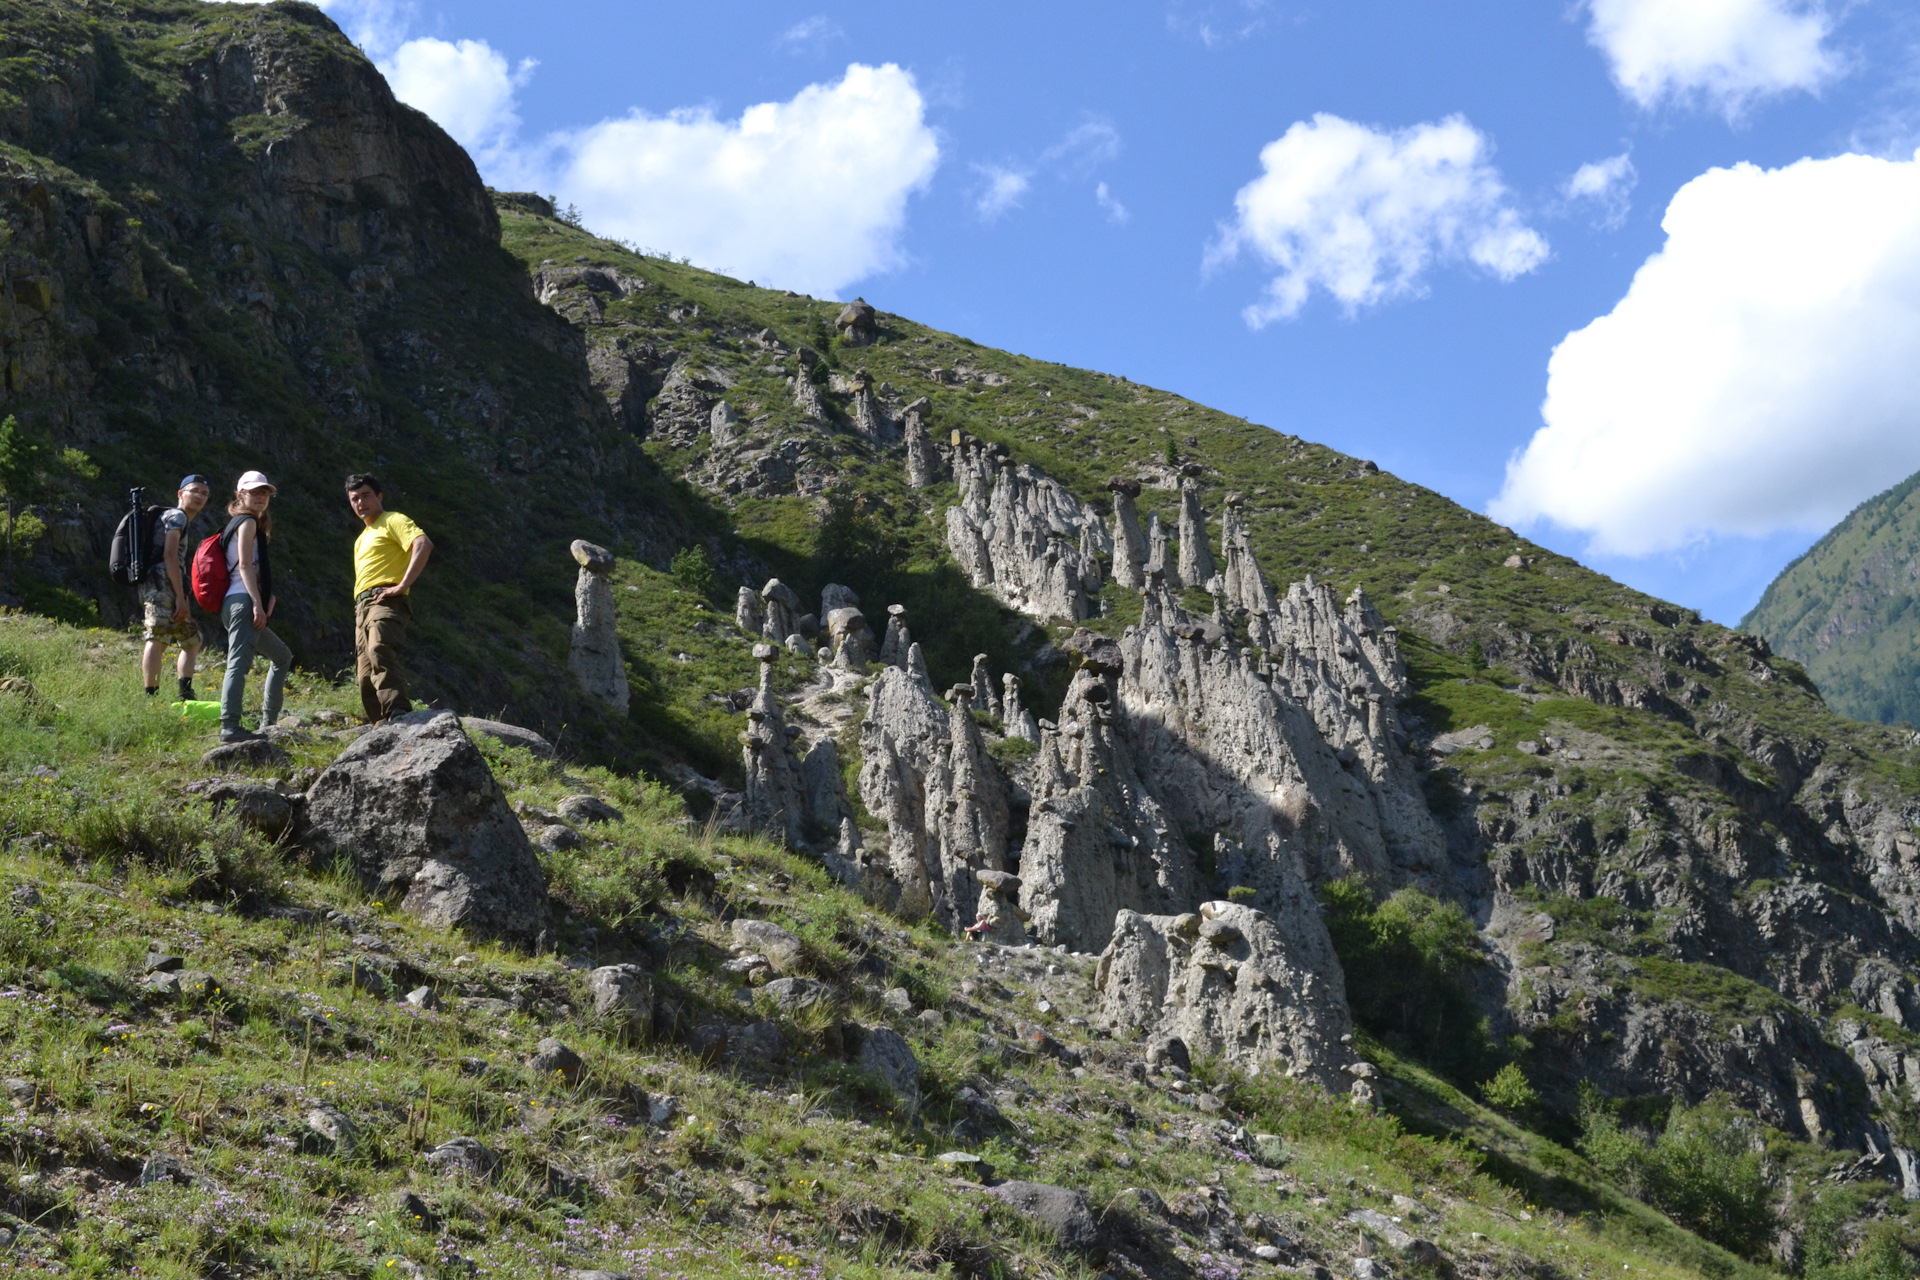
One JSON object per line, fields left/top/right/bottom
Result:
{"left": 219, "top": 728, "right": 263, "bottom": 745}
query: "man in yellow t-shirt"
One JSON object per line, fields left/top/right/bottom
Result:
{"left": 345, "top": 473, "right": 434, "bottom": 723}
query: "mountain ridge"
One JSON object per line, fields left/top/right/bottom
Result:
{"left": 1744, "top": 467, "right": 1920, "bottom": 727}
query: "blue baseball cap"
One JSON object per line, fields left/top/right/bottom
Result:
{"left": 178, "top": 474, "right": 211, "bottom": 490}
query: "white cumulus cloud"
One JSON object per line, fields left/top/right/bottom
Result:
{"left": 1585, "top": 0, "right": 1841, "bottom": 116}
{"left": 1209, "top": 113, "right": 1547, "bottom": 326}
{"left": 1490, "top": 150, "right": 1920, "bottom": 558}
{"left": 548, "top": 64, "right": 940, "bottom": 297}
{"left": 1563, "top": 152, "right": 1637, "bottom": 228}
{"left": 974, "top": 165, "right": 1032, "bottom": 220}
{"left": 379, "top": 38, "right": 534, "bottom": 155}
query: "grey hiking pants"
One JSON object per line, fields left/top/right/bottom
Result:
{"left": 220, "top": 595, "right": 291, "bottom": 734}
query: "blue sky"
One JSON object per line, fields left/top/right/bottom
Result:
{"left": 285, "top": 0, "right": 1920, "bottom": 624}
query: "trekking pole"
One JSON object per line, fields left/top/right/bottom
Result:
{"left": 127, "top": 487, "right": 146, "bottom": 584}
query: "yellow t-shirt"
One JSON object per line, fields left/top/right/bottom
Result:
{"left": 353, "top": 511, "right": 426, "bottom": 597}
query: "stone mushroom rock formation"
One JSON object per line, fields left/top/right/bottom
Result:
{"left": 849, "top": 369, "right": 895, "bottom": 446}
{"left": 1176, "top": 480, "right": 1217, "bottom": 591}
{"left": 836, "top": 297, "right": 879, "bottom": 346}
{"left": 1094, "top": 900, "right": 1355, "bottom": 1090}
{"left": 301, "top": 711, "right": 551, "bottom": 944}
{"left": 799, "top": 737, "right": 863, "bottom": 883}
{"left": 826, "top": 606, "right": 873, "bottom": 669}
{"left": 903, "top": 398, "right": 940, "bottom": 488}
{"left": 1146, "top": 512, "right": 1179, "bottom": 590}
{"left": 735, "top": 585, "right": 764, "bottom": 636}
{"left": 970, "top": 654, "right": 1001, "bottom": 719}
{"left": 740, "top": 645, "right": 807, "bottom": 848}
{"left": 1219, "top": 493, "right": 1282, "bottom": 641}
{"left": 568, "top": 540, "right": 628, "bottom": 714}
{"left": 820, "top": 583, "right": 861, "bottom": 613}
{"left": 1002, "top": 673, "right": 1039, "bottom": 744}
{"left": 1108, "top": 479, "right": 1148, "bottom": 590}
{"left": 878, "top": 604, "right": 912, "bottom": 668}
{"left": 760, "top": 578, "right": 801, "bottom": 643}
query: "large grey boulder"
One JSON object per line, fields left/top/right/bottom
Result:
{"left": 587, "top": 964, "right": 654, "bottom": 1035}
{"left": 301, "top": 711, "right": 551, "bottom": 944}
{"left": 731, "top": 918, "right": 804, "bottom": 972}
{"left": 856, "top": 1026, "right": 920, "bottom": 1111}
{"left": 988, "top": 1181, "right": 1100, "bottom": 1254}
{"left": 204, "top": 781, "right": 294, "bottom": 840}
{"left": 1094, "top": 900, "right": 1354, "bottom": 1090}
{"left": 459, "top": 717, "right": 555, "bottom": 759}
{"left": 568, "top": 540, "right": 629, "bottom": 714}
{"left": 836, "top": 297, "right": 878, "bottom": 345}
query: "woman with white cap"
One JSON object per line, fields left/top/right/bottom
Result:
{"left": 218, "top": 471, "right": 293, "bottom": 744}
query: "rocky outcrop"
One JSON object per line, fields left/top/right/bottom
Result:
{"left": 1095, "top": 901, "right": 1355, "bottom": 1090}
{"left": 301, "top": 711, "right": 550, "bottom": 944}
{"left": 1121, "top": 583, "right": 1441, "bottom": 892}
{"left": 568, "top": 540, "right": 628, "bottom": 714}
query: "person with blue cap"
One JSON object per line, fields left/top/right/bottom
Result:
{"left": 139, "top": 473, "right": 211, "bottom": 701}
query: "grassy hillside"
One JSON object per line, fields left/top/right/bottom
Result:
{"left": 3, "top": 611, "right": 1891, "bottom": 1280}
{"left": 1743, "top": 469, "right": 1920, "bottom": 727}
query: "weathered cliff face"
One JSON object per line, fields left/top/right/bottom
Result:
{"left": 945, "top": 436, "right": 1109, "bottom": 623}
{"left": 858, "top": 648, "right": 1012, "bottom": 926}
{"left": 1017, "top": 650, "right": 1198, "bottom": 951}
{"left": 0, "top": 0, "right": 660, "bottom": 731}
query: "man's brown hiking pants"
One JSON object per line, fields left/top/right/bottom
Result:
{"left": 355, "top": 591, "right": 412, "bottom": 723}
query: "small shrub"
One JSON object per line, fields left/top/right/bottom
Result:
{"left": 670, "top": 544, "right": 718, "bottom": 597}
{"left": 1480, "top": 1062, "right": 1538, "bottom": 1113}
{"left": 1227, "top": 885, "right": 1257, "bottom": 903}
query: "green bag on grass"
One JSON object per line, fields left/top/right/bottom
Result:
{"left": 173, "top": 699, "right": 221, "bottom": 725}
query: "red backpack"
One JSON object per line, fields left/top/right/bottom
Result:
{"left": 190, "top": 516, "right": 247, "bottom": 611}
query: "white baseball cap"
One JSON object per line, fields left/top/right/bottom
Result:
{"left": 237, "top": 470, "right": 277, "bottom": 493}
